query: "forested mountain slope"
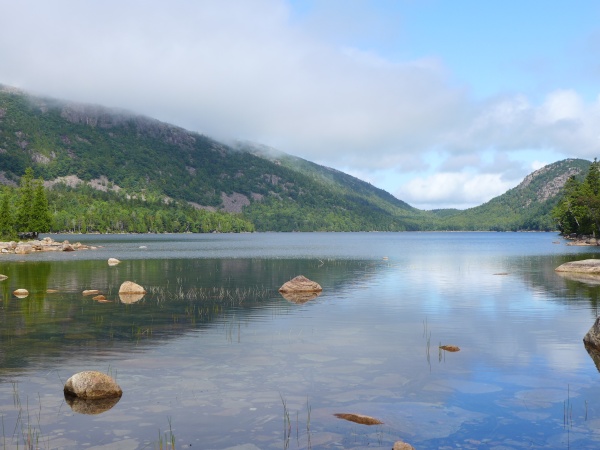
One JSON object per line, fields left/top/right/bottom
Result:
{"left": 0, "top": 85, "right": 429, "bottom": 232}
{"left": 432, "top": 158, "right": 590, "bottom": 231}
{"left": 0, "top": 84, "right": 591, "bottom": 232}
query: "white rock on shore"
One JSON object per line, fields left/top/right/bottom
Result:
{"left": 0, "top": 237, "right": 96, "bottom": 254}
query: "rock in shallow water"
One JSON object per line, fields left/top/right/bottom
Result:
{"left": 63, "top": 371, "right": 122, "bottom": 400}
{"left": 555, "top": 259, "right": 600, "bottom": 274}
{"left": 278, "top": 275, "right": 322, "bottom": 293}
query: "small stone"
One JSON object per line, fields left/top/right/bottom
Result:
{"left": 333, "top": 413, "right": 383, "bottom": 425}
{"left": 63, "top": 371, "right": 122, "bottom": 400}
{"left": 0, "top": 274, "right": 7, "bottom": 280}
{"left": 439, "top": 345, "right": 460, "bottom": 352}
{"left": 108, "top": 258, "right": 121, "bottom": 266}
{"left": 13, "top": 288, "right": 29, "bottom": 298}
{"left": 92, "top": 295, "right": 107, "bottom": 301}
{"left": 82, "top": 290, "right": 101, "bottom": 296}
{"left": 393, "top": 441, "right": 415, "bottom": 450}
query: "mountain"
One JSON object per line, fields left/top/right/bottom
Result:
{"left": 432, "top": 158, "right": 590, "bottom": 231}
{"left": 0, "top": 84, "right": 590, "bottom": 232}
{"left": 0, "top": 85, "right": 430, "bottom": 232}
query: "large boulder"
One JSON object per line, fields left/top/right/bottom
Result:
{"left": 119, "top": 281, "right": 146, "bottom": 294}
{"left": 584, "top": 316, "right": 600, "bottom": 350}
{"left": 63, "top": 371, "right": 122, "bottom": 400}
{"left": 556, "top": 259, "right": 600, "bottom": 274}
{"left": 278, "top": 275, "right": 322, "bottom": 293}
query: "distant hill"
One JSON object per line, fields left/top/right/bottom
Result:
{"left": 0, "top": 84, "right": 592, "bottom": 232}
{"left": 433, "top": 158, "right": 590, "bottom": 231}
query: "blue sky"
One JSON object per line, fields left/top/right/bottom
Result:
{"left": 1, "top": 0, "right": 599, "bottom": 209}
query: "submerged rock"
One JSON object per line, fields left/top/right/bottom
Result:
{"left": 279, "top": 275, "right": 322, "bottom": 293}
{"left": 439, "top": 345, "right": 460, "bottom": 352}
{"left": 333, "top": 413, "right": 383, "bottom": 425}
{"left": 555, "top": 259, "right": 600, "bottom": 274}
{"left": 63, "top": 371, "right": 122, "bottom": 400}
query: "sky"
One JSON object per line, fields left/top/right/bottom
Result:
{"left": 1, "top": 0, "right": 600, "bottom": 209}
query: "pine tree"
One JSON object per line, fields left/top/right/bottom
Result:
{"left": 0, "top": 188, "right": 16, "bottom": 239}
{"left": 15, "top": 167, "right": 35, "bottom": 233}
{"left": 31, "top": 178, "right": 52, "bottom": 233}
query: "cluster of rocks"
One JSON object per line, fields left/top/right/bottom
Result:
{"left": 563, "top": 234, "right": 600, "bottom": 246}
{"left": 0, "top": 237, "right": 97, "bottom": 254}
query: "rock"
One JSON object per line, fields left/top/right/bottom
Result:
{"left": 92, "top": 295, "right": 107, "bottom": 301}
{"left": 279, "top": 275, "right": 322, "bottom": 293}
{"left": 556, "top": 259, "right": 600, "bottom": 274}
{"left": 14, "top": 244, "right": 32, "bottom": 254}
{"left": 82, "top": 289, "right": 101, "bottom": 296}
{"left": 108, "top": 258, "right": 120, "bottom": 266}
{"left": 13, "top": 288, "right": 29, "bottom": 298}
{"left": 393, "top": 441, "right": 415, "bottom": 450}
{"left": 280, "top": 291, "right": 321, "bottom": 304}
{"left": 0, "top": 274, "right": 7, "bottom": 280}
{"left": 62, "top": 243, "right": 75, "bottom": 251}
{"left": 333, "top": 413, "right": 383, "bottom": 425}
{"left": 63, "top": 371, "right": 122, "bottom": 400}
{"left": 119, "top": 281, "right": 146, "bottom": 294}
{"left": 46, "top": 289, "right": 59, "bottom": 293}
{"left": 584, "top": 316, "right": 600, "bottom": 350}
{"left": 439, "top": 345, "right": 460, "bottom": 352}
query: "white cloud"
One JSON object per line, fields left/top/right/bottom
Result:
{"left": 0, "top": 1, "right": 599, "bottom": 208}
{"left": 398, "top": 172, "right": 518, "bottom": 210}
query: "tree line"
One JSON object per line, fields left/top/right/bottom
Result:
{"left": 553, "top": 158, "right": 600, "bottom": 236}
{"left": 0, "top": 169, "right": 254, "bottom": 240}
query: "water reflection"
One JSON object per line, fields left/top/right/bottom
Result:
{"left": 64, "top": 393, "right": 121, "bottom": 415}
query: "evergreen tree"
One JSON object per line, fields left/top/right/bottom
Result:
{"left": 31, "top": 178, "right": 52, "bottom": 233}
{"left": 15, "top": 167, "right": 35, "bottom": 233}
{"left": 0, "top": 188, "right": 16, "bottom": 239}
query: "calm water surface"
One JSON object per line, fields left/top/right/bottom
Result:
{"left": 1, "top": 232, "right": 600, "bottom": 449}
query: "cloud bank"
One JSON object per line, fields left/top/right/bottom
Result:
{"left": 0, "top": 0, "right": 598, "bottom": 208}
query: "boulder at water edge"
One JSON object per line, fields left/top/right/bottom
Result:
{"left": 556, "top": 259, "right": 600, "bottom": 274}
{"left": 63, "top": 371, "right": 122, "bottom": 400}
{"left": 278, "top": 275, "right": 322, "bottom": 293}
{"left": 584, "top": 316, "right": 600, "bottom": 350}
{"left": 119, "top": 281, "right": 146, "bottom": 294}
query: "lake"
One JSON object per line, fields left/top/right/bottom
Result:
{"left": 1, "top": 232, "right": 600, "bottom": 449}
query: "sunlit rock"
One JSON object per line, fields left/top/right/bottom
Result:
{"left": 439, "top": 345, "right": 460, "bottom": 352}
{"left": 0, "top": 274, "right": 7, "bottom": 280}
{"left": 280, "top": 291, "right": 321, "bottom": 304}
{"left": 108, "top": 258, "right": 120, "bottom": 265}
{"left": 555, "top": 259, "right": 600, "bottom": 274}
{"left": 14, "top": 244, "right": 32, "bottom": 254}
{"left": 63, "top": 370, "right": 122, "bottom": 400}
{"left": 393, "top": 441, "right": 415, "bottom": 450}
{"left": 278, "top": 275, "right": 322, "bottom": 293}
{"left": 64, "top": 392, "right": 121, "bottom": 415}
{"left": 13, "top": 288, "right": 29, "bottom": 298}
{"left": 119, "top": 281, "right": 146, "bottom": 294}
{"left": 62, "top": 242, "right": 75, "bottom": 251}
{"left": 333, "top": 413, "right": 383, "bottom": 425}
{"left": 82, "top": 289, "right": 101, "bottom": 296}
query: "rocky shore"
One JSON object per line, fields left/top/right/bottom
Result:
{"left": 0, "top": 237, "right": 97, "bottom": 254}
{"left": 563, "top": 234, "right": 600, "bottom": 246}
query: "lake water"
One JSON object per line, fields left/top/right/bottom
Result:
{"left": 1, "top": 232, "right": 600, "bottom": 449}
